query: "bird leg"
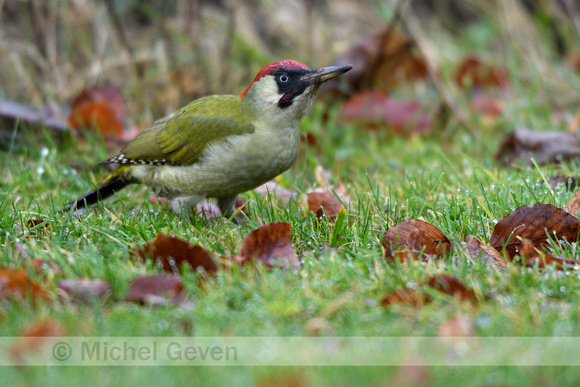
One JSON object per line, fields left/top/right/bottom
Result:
{"left": 217, "top": 195, "right": 241, "bottom": 224}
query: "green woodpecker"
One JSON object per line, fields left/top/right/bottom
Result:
{"left": 63, "top": 60, "right": 352, "bottom": 220}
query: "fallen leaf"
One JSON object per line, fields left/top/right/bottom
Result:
{"left": 566, "top": 50, "right": 580, "bottom": 73}
{"left": 0, "top": 100, "right": 69, "bottom": 132}
{"left": 518, "top": 238, "right": 580, "bottom": 270}
{"left": 26, "top": 218, "right": 52, "bottom": 238}
{"left": 240, "top": 222, "right": 299, "bottom": 270}
{"left": 470, "top": 94, "right": 503, "bottom": 119}
{"left": 340, "top": 91, "right": 433, "bottom": 132}
{"left": 125, "top": 275, "right": 184, "bottom": 306}
{"left": 426, "top": 275, "right": 476, "bottom": 301}
{"left": 565, "top": 187, "right": 580, "bottom": 216}
{"left": 71, "top": 85, "right": 126, "bottom": 121}
{"left": 58, "top": 278, "right": 113, "bottom": 304}
{"left": 0, "top": 267, "right": 50, "bottom": 303}
{"left": 134, "top": 234, "right": 217, "bottom": 275}
{"left": 461, "top": 236, "right": 506, "bottom": 269}
{"left": 9, "top": 318, "right": 65, "bottom": 363}
{"left": 307, "top": 192, "right": 344, "bottom": 221}
{"left": 27, "top": 258, "right": 62, "bottom": 278}
{"left": 489, "top": 203, "right": 580, "bottom": 258}
{"left": 454, "top": 56, "right": 508, "bottom": 88}
{"left": 68, "top": 101, "right": 124, "bottom": 138}
{"left": 380, "top": 288, "right": 425, "bottom": 308}
{"left": 383, "top": 219, "right": 451, "bottom": 261}
{"left": 496, "top": 128, "right": 580, "bottom": 166}
{"left": 326, "top": 27, "right": 426, "bottom": 94}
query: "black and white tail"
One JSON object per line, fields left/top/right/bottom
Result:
{"left": 60, "top": 177, "right": 130, "bottom": 213}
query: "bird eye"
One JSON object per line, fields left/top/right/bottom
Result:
{"left": 279, "top": 75, "right": 289, "bottom": 83}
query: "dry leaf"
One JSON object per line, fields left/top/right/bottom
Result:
{"left": 519, "top": 238, "right": 580, "bottom": 270}
{"left": 71, "top": 85, "right": 126, "bottom": 121}
{"left": 58, "top": 278, "right": 113, "bottom": 304}
{"left": 9, "top": 318, "right": 65, "bottom": 363}
{"left": 340, "top": 91, "right": 433, "bottom": 132}
{"left": 134, "top": 234, "right": 217, "bottom": 275}
{"left": 253, "top": 181, "right": 298, "bottom": 206}
{"left": 307, "top": 192, "right": 344, "bottom": 221}
{"left": 0, "top": 267, "right": 50, "bottom": 303}
{"left": 489, "top": 203, "right": 580, "bottom": 258}
{"left": 426, "top": 275, "right": 476, "bottom": 301}
{"left": 327, "top": 27, "right": 426, "bottom": 93}
{"left": 383, "top": 219, "right": 451, "bottom": 261}
{"left": 496, "top": 128, "right": 580, "bottom": 166}
{"left": 68, "top": 101, "right": 124, "bottom": 138}
{"left": 565, "top": 187, "right": 580, "bottom": 216}
{"left": 380, "top": 289, "right": 425, "bottom": 308}
{"left": 461, "top": 236, "right": 506, "bottom": 269}
{"left": 240, "top": 222, "right": 299, "bottom": 271}
{"left": 438, "top": 315, "right": 475, "bottom": 337}
{"left": 125, "top": 275, "right": 184, "bottom": 306}
{"left": 454, "top": 56, "right": 508, "bottom": 88}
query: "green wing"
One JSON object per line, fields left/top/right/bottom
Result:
{"left": 121, "top": 95, "right": 254, "bottom": 165}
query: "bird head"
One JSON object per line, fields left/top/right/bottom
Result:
{"left": 240, "top": 60, "right": 352, "bottom": 124}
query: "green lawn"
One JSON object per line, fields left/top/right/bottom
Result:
{"left": 3, "top": 98, "right": 580, "bottom": 384}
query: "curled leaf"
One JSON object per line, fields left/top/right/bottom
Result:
{"left": 125, "top": 275, "right": 184, "bottom": 306}
{"left": 307, "top": 192, "right": 344, "bottom": 221}
{"left": 489, "top": 203, "right": 580, "bottom": 259}
{"left": 383, "top": 219, "right": 451, "bottom": 261}
{"left": 240, "top": 222, "right": 299, "bottom": 271}
{"left": 134, "top": 234, "right": 217, "bottom": 275}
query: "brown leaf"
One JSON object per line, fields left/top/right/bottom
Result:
{"left": 496, "top": 128, "right": 580, "bottom": 166}
{"left": 454, "top": 56, "right": 508, "bottom": 88}
{"left": 380, "top": 289, "right": 426, "bottom": 308}
{"left": 566, "top": 50, "right": 580, "bottom": 73}
{"left": 240, "top": 222, "right": 299, "bottom": 271}
{"left": 489, "top": 203, "right": 580, "bottom": 259}
{"left": 327, "top": 27, "right": 426, "bottom": 93}
{"left": 9, "top": 318, "right": 65, "bottom": 363}
{"left": 0, "top": 267, "right": 50, "bottom": 303}
{"left": 426, "top": 275, "right": 476, "bottom": 301}
{"left": 71, "top": 85, "right": 126, "bottom": 121}
{"left": 519, "top": 238, "right": 580, "bottom": 270}
{"left": 307, "top": 192, "right": 344, "bottom": 221}
{"left": 565, "top": 187, "right": 580, "bottom": 216}
{"left": 58, "top": 278, "right": 113, "bottom": 304}
{"left": 470, "top": 94, "right": 503, "bottom": 119}
{"left": 383, "top": 219, "right": 451, "bottom": 261}
{"left": 0, "top": 100, "right": 69, "bottom": 132}
{"left": 125, "top": 275, "right": 184, "bottom": 306}
{"left": 26, "top": 218, "right": 52, "bottom": 238}
{"left": 340, "top": 91, "right": 433, "bottom": 132}
{"left": 134, "top": 234, "right": 217, "bottom": 275}
{"left": 461, "top": 236, "right": 506, "bottom": 269}
{"left": 68, "top": 101, "right": 124, "bottom": 138}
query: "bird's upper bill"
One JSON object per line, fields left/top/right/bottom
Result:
{"left": 240, "top": 60, "right": 352, "bottom": 98}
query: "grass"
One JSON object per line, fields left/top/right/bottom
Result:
{"left": 3, "top": 97, "right": 580, "bottom": 385}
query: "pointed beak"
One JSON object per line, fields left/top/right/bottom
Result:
{"left": 306, "top": 64, "right": 352, "bottom": 83}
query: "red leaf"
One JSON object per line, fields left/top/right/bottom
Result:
{"left": 340, "top": 91, "right": 433, "bottom": 132}
{"left": 519, "top": 238, "right": 580, "bottom": 270}
{"left": 489, "top": 203, "right": 580, "bottom": 259}
{"left": 426, "top": 275, "right": 476, "bottom": 301}
{"left": 380, "top": 289, "right": 426, "bottom": 308}
{"left": 307, "top": 192, "right": 344, "bottom": 221}
{"left": 9, "top": 318, "right": 65, "bottom": 363}
{"left": 383, "top": 219, "right": 451, "bottom": 261}
{"left": 134, "top": 234, "right": 217, "bottom": 275}
{"left": 454, "top": 56, "right": 508, "bottom": 88}
{"left": 0, "top": 267, "right": 50, "bottom": 303}
{"left": 240, "top": 222, "right": 299, "bottom": 270}
{"left": 71, "top": 85, "right": 126, "bottom": 121}
{"left": 125, "top": 275, "right": 184, "bottom": 305}
{"left": 68, "top": 101, "right": 124, "bottom": 138}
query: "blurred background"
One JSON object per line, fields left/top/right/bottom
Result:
{"left": 0, "top": 0, "right": 578, "bottom": 136}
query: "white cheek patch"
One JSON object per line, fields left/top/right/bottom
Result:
{"left": 255, "top": 76, "right": 282, "bottom": 105}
